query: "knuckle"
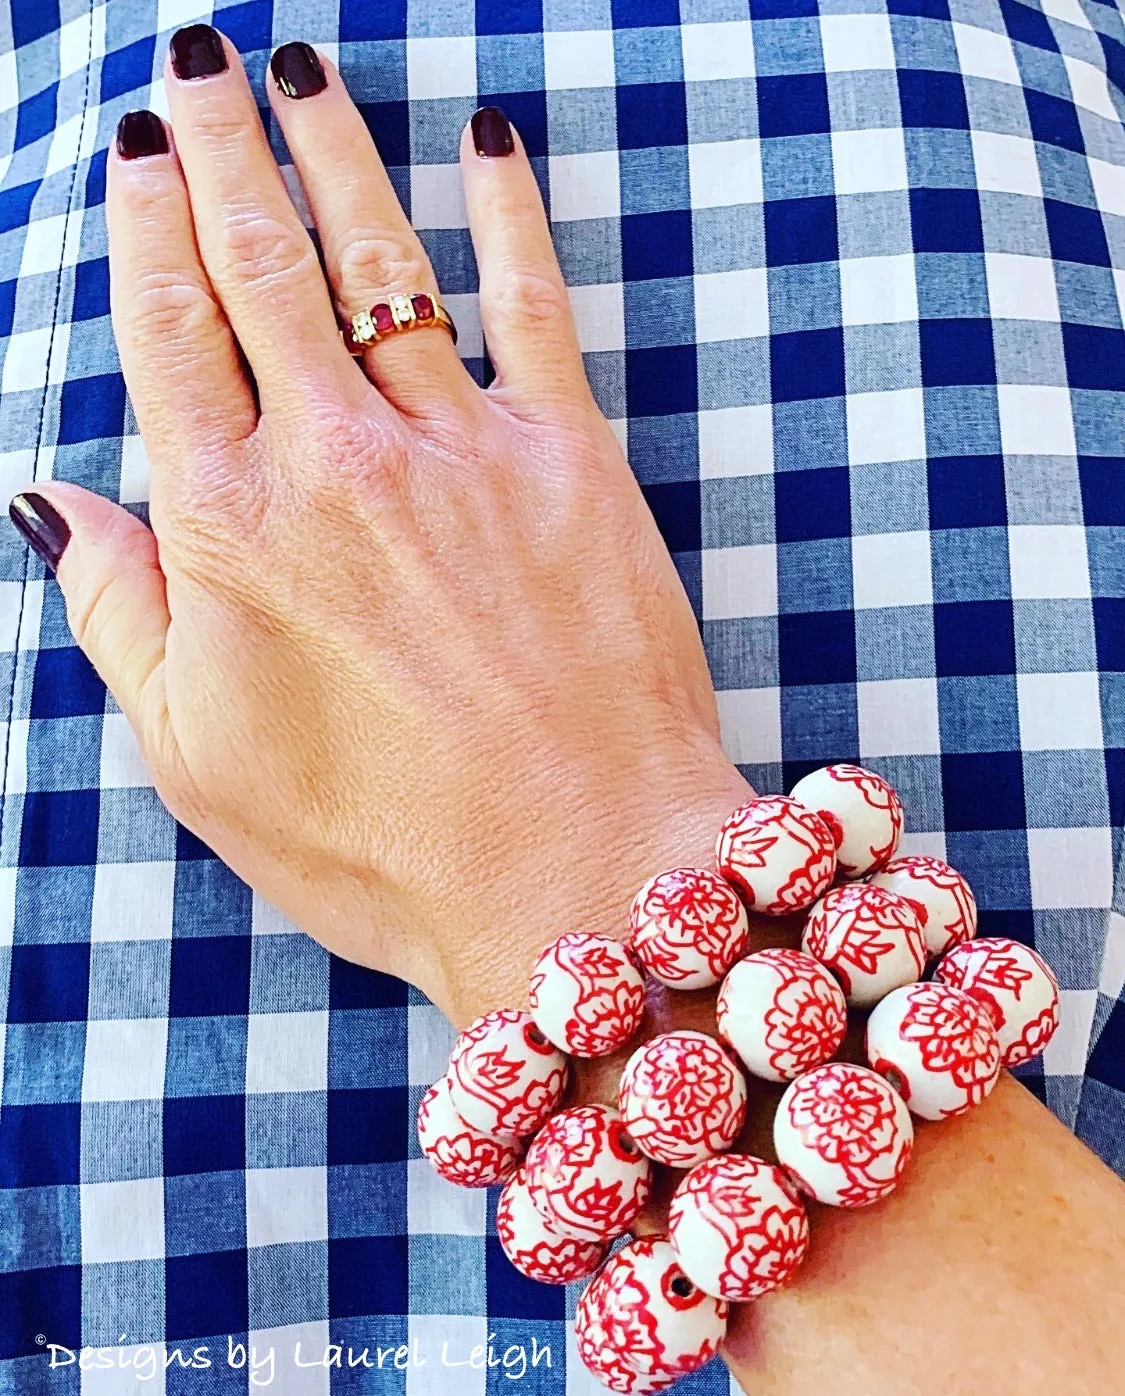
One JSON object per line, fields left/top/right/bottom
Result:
{"left": 125, "top": 270, "right": 224, "bottom": 345}
{"left": 334, "top": 229, "right": 430, "bottom": 300}
{"left": 216, "top": 209, "right": 316, "bottom": 291}
{"left": 491, "top": 266, "right": 569, "bottom": 329}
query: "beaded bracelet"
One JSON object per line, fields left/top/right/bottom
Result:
{"left": 416, "top": 762, "right": 1060, "bottom": 1393}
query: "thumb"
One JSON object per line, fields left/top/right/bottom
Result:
{"left": 9, "top": 484, "right": 173, "bottom": 764}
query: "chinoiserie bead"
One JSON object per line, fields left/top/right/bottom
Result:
{"left": 618, "top": 1031, "right": 746, "bottom": 1167}
{"left": 789, "top": 763, "right": 904, "bottom": 878}
{"left": 774, "top": 1062, "right": 913, "bottom": 1207}
{"left": 528, "top": 933, "right": 645, "bottom": 1057}
{"left": 668, "top": 1153, "right": 809, "bottom": 1301}
{"left": 524, "top": 1104, "right": 651, "bottom": 1242}
{"left": 715, "top": 796, "right": 837, "bottom": 915}
{"left": 934, "top": 936, "right": 1060, "bottom": 1067}
{"left": 868, "top": 855, "right": 978, "bottom": 957}
{"left": 496, "top": 1167, "right": 607, "bottom": 1284}
{"left": 416, "top": 1075, "right": 523, "bottom": 1188}
{"left": 717, "top": 947, "right": 847, "bottom": 1083}
{"left": 628, "top": 866, "right": 749, "bottom": 990}
{"left": 447, "top": 1008, "right": 569, "bottom": 1140}
{"left": 802, "top": 884, "right": 927, "bottom": 1008}
{"left": 866, "top": 982, "right": 1001, "bottom": 1120}
{"left": 579, "top": 1237, "right": 728, "bottom": 1384}
{"left": 575, "top": 1281, "right": 677, "bottom": 1394}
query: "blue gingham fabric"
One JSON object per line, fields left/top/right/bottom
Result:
{"left": 2, "top": 0, "right": 1125, "bottom": 1391}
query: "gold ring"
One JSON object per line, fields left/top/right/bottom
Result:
{"left": 344, "top": 292, "right": 457, "bottom": 353}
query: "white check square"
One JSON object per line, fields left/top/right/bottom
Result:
{"left": 245, "top": 1011, "right": 329, "bottom": 1094}
{"left": 81, "top": 1177, "right": 165, "bottom": 1262}
{"left": 1017, "top": 672, "right": 1103, "bottom": 751}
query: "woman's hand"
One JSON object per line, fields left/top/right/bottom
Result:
{"left": 13, "top": 30, "right": 751, "bottom": 1023}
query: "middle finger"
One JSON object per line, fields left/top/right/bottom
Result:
{"left": 164, "top": 25, "right": 351, "bottom": 407}
{"left": 266, "top": 43, "right": 478, "bottom": 418}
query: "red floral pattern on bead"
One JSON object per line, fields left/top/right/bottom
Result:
{"left": 1007, "top": 1003, "right": 1060, "bottom": 1066}
{"left": 934, "top": 937, "right": 1060, "bottom": 1067}
{"left": 449, "top": 1009, "right": 568, "bottom": 1138}
{"left": 495, "top": 1169, "right": 606, "bottom": 1284}
{"left": 416, "top": 1078, "right": 522, "bottom": 1188}
{"left": 820, "top": 763, "right": 904, "bottom": 875}
{"left": 898, "top": 983, "right": 1000, "bottom": 1104}
{"left": 669, "top": 1154, "right": 809, "bottom": 1301}
{"left": 803, "top": 884, "right": 926, "bottom": 1002}
{"left": 524, "top": 1105, "right": 650, "bottom": 1242}
{"left": 575, "top": 1282, "right": 673, "bottom": 1393}
{"left": 717, "top": 949, "right": 847, "bottom": 1083}
{"left": 589, "top": 1239, "right": 727, "bottom": 1382}
{"left": 762, "top": 947, "right": 847, "bottom": 1077}
{"left": 618, "top": 1032, "right": 747, "bottom": 1167}
{"left": 716, "top": 796, "right": 836, "bottom": 915}
{"left": 629, "top": 867, "right": 749, "bottom": 987}
{"left": 781, "top": 1063, "right": 913, "bottom": 1207}
{"left": 528, "top": 933, "right": 644, "bottom": 1056}
{"left": 872, "top": 855, "right": 977, "bottom": 956}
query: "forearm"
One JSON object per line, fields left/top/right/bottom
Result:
{"left": 731, "top": 1073, "right": 1125, "bottom": 1395}
{"left": 437, "top": 766, "right": 1125, "bottom": 1396}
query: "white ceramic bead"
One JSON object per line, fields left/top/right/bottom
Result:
{"left": 668, "top": 1153, "right": 809, "bottom": 1301}
{"left": 447, "top": 1008, "right": 569, "bottom": 1140}
{"left": 416, "top": 1075, "right": 523, "bottom": 1188}
{"left": 935, "top": 936, "right": 1060, "bottom": 1067}
{"left": 524, "top": 1104, "right": 651, "bottom": 1242}
{"left": 575, "top": 1281, "right": 676, "bottom": 1394}
{"left": 866, "top": 982, "right": 1001, "bottom": 1120}
{"left": 789, "top": 763, "right": 904, "bottom": 878}
{"left": 774, "top": 1062, "right": 913, "bottom": 1207}
{"left": 715, "top": 796, "right": 836, "bottom": 915}
{"left": 496, "top": 1167, "right": 607, "bottom": 1284}
{"left": 717, "top": 947, "right": 847, "bottom": 1083}
{"left": 528, "top": 933, "right": 645, "bottom": 1057}
{"left": 578, "top": 1237, "right": 728, "bottom": 1386}
{"left": 802, "top": 884, "right": 927, "bottom": 1008}
{"left": 628, "top": 866, "right": 749, "bottom": 989}
{"left": 618, "top": 1030, "right": 746, "bottom": 1168}
{"left": 868, "top": 855, "right": 977, "bottom": 957}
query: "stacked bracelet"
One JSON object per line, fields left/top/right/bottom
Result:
{"left": 417, "top": 762, "right": 1061, "bottom": 1393}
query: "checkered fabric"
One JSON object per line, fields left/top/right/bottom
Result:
{"left": 2, "top": 0, "right": 1125, "bottom": 1390}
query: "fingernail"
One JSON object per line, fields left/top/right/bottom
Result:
{"left": 9, "top": 494, "right": 71, "bottom": 574}
{"left": 116, "top": 110, "right": 169, "bottom": 161}
{"left": 271, "top": 42, "right": 327, "bottom": 99}
{"left": 170, "top": 24, "right": 227, "bottom": 81}
{"left": 471, "top": 106, "right": 514, "bottom": 158}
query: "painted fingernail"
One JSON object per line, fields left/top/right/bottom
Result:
{"left": 116, "top": 110, "right": 169, "bottom": 161}
{"left": 471, "top": 106, "right": 514, "bottom": 158}
{"left": 271, "top": 42, "right": 327, "bottom": 99}
{"left": 170, "top": 24, "right": 227, "bottom": 81}
{"left": 9, "top": 494, "right": 71, "bottom": 574}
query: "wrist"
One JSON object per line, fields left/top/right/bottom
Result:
{"left": 424, "top": 739, "right": 755, "bottom": 1028}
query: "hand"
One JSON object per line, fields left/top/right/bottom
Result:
{"left": 11, "top": 31, "right": 751, "bottom": 1024}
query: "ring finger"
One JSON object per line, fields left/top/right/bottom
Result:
{"left": 266, "top": 43, "right": 477, "bottom": 418}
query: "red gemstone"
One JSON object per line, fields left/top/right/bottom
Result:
{"left": 411, "top": 293, "right": 435, "bottom": 321}
{"left": 371, "top": 302, "right": 395, "bottom": 333}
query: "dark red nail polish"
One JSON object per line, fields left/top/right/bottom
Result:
{"left": 170, "top": 24, "right": 227, "bottom": 81}
{"left": 116, "top": 110, "right": 168, "bottom": 161}
{"left": 471, "top": 106, "right": 514, "bottom": 158}
{"left": 271, "top": 42, "right": 327, "bottom": 99}
{"left": 9, "top": 494, "right": 71, "bottom": 573}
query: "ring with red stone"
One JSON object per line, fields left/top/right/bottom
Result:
{"left": 343, "top": 290, "right": 458, "bottom": 352}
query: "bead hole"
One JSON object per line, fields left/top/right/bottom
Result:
{"left": 526, "top": 1025, "right": 548, "bottom": 1047}
{"left": 670, "top": 1275, "right": 694, "bottom": 1299}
